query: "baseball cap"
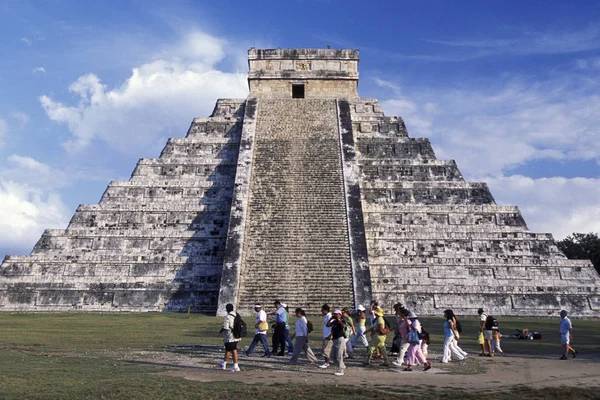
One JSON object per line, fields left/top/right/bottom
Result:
{"left": 357, "top": 304, "right": 366, "bottom": 311}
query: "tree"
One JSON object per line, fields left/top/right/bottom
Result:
{"left": 556, "top": 233, "right": 600, "bottom": 275}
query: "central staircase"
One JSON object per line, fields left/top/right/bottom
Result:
{"left": 236, "top": 99, "right": 354, "bottom": 312}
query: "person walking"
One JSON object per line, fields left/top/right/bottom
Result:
{"left": 477, "top": 308, "right": 488, "bottom": 356}
{"left": 392, "top": 307, "right": 410, "bottom": 367}
{"left": 362, "top": 307, "right": 389, "bottom": 366}
{"left": 217, "top": 303, "right": 241, "bottom": 372}
{"left": 342, "top": 307, "right": 356, "bottom": 358}
{"left": 559, "top": 310, "right": 577, "bottom": 359}
{"left": 289, "top": 307, "right": 318, "bottom": 364}
{"left": 328, "top": 309, "right": 348, "bottom": 376}
{"left": 441, "top": 309, "right": 466, "bottom": 363}
{"left": 245, "top": 303, "right": 270, "bottom": 357}
{"left": 282, "top": 303, "right": 294, "bottom": 355}
{"left": 351, "top": 305, "right": 369, "bottom": 349}
{"left": 318, "top": 304, "right": 333, "bottom": 369}
{"left": 269, "top": 300, "right": 287, "bottom": 356}
{"left": 403, "top": 312, "right": 432, "bottom": 372}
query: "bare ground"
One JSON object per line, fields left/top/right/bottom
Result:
{"left": 119, "top": 345, "right": 600, "bottom": 392}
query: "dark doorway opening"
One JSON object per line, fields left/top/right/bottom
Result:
{"left": 292, "top": 84, "right": 305, "bottom": 98}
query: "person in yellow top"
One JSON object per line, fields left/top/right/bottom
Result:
{"left": 362, "top": 307, "right": 389, "bottom": 366}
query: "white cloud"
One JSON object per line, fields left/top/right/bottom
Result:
{"left": 9, "top": 111, "right": 30, "bottom": 127}
{"left": 376, "top": 67, "right": 600, "bottom": 238}
{"left": 0, "top": 119, "right": 8, "bottom": 147}
{"left": 20, "top": 37, "right": 32, "bottom": 46}
{"left": 40, "top": 30, "right": 248, "bottom": 154}
{"left": 486, "top": 175, "right": 600, "bottom": 239}
{"left": 377, "top": 74, "right": 600, "bottom": 176}
{"left": 33, "top": 66, "right": 46, "bottom": 74}
{"left": 0, "top": 181, "right": 70, "bottom": 254}
{"left": 7, "top": 155, "right": 51, "bottom": 175}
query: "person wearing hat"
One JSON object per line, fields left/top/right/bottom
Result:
{"left": 327, "top": 309, "right": 348, "bottom": 376}
{"left": 403, "top": 312, "right": 432, "bottom": 372}
{"left": 245, "top": 304, "right": 270, "bottom": 357}
{"left": 362, "top": 307, "right": 389, "bottom": 366}
{"left": 559, "top": 310, "right": 577, "bottom": 360}
{"left": 269, "top": 300, "right": 287, "bottom": 356}
{"left": 351, "top": 305, "right": 369, "bottom": 349}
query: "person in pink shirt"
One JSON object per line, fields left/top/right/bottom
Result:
{"left": 403, "top": 312, "right": 432, "bottom": 372}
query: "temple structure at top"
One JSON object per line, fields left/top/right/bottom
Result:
{"left": 1, "top": 48, "right": 598, "bottom": 316}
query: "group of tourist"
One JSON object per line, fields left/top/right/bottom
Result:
{"left": 217, "top": 301, "right": 577, "bottom": 374}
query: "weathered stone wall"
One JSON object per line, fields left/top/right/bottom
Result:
{"left": 248, "top": 48, "right": 359, "bottom": 99}
{"left": 0, "top": 99, "right": 246, "bottom": 312}
{"left": 350, "top": 98, "right": 600, "bottom": 316}
{"left": 227, "top": 98, "right": 355, "bottom": 314}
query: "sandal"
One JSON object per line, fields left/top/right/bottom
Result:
{"left": 423, "top": 362, "right": 432, "bottom": 371}
{"left": 403, "top": 367, "right": 413, "bottom": 372}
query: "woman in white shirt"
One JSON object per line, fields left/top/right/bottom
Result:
{"left": 289, "top": 307, "right": 318, "bottom": 364}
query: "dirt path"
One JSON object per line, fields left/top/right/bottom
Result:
{"left": 122, "top": 346, "right": 600, "bottom": 391}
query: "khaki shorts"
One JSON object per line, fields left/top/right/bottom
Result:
{"left": 483, "top": 330, "right": 493, "bottom": 341}
{"left": 322, "top": 338, "right": 333, "bottom": 358}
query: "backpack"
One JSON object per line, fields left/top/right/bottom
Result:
{"left": 232, "top": 313, "right": 247, "bottom": 338}
{"left": 485, "top": 315, "right": 499, "bottom": 331}
{"left": 344, "top": 317, "right": 353, "bottom": 338}
{"left": 307, "top": 320, "right": 314, "bottom": 334}
{"left": 455, "top": 320, "right": 463, "bottom": 334}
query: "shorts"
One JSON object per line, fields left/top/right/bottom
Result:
{"left": 561, "top": 333, "right": 570, "bottom": 345}
{"left": 483, "top": 330, "right": 493, "bottom": 341}
{"left": 224, "top": 341, "right": 238, "bottom": 352}
{"left": 322, "top": 338, "right": 333, "bottom": 358}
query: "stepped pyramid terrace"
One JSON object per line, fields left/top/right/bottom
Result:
{"left": 1, "top": 48, "right": 599, "bottom": 316}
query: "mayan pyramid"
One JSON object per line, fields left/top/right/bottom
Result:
{"left": 1, "top": 48, "right": 598, "bottom": 316}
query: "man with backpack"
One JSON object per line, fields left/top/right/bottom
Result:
{"left": 218, "top": 303, "right": 241, "bottom": 372}
{"left": 478, "top": 308, "right": 497, "bottom": 357}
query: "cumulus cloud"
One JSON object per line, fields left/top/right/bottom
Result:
{"left": 0, "top": 155, "right": 70, "bottom": 255}
{"left": 486, "top": 175, "right": 600, "bottom": 239}
{"left": 0, "top": 181, "right": 70, "bottom": 254}
{"left": 40, "top": 31, "right": 248, "bottom": 154}
{"left": 376, "top": 66, "right": 600, "bottom": 238}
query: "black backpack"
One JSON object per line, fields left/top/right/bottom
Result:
{"left": 232, "top": 313, "right": 247, "bottom": 338}
{"left": 307, "top": 320, "right": 314, "bottom": 334}
{"left": 485, "top": 315, "right": 499, "bottom": 330}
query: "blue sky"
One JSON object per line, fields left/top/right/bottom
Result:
{"left": 1, "top": 0, "right": 599, "bottom": 256}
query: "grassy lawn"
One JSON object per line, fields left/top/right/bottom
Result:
{"left": 0, "top": 312, "right": 598, "bottom": 399}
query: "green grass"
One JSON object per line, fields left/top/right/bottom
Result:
{"left": 0, "top": 313, "right": 598, "bottom": 399}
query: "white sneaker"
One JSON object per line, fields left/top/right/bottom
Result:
{"left": 392, "top": 360, "right": 403, "bottom": 367}
{"left": 334, "top": 370, "right": 344, "bottom": 376}
{"left": 230, "top": 365, "right": 240, "bottom": 372}
{"left": 318, "top": 363, "right": 330, "bottom": 369}
{"left": 217, "top": 362, "right": 226, "bottom": 370}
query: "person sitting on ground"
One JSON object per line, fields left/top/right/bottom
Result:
{"left": 363, "top": 307, "right": 389, "bottom": 366}
{"left": 559, "top": 310, "right": 577, "bottom": 360}
{"left": 245, "top": 303, "right": 270, "bottom": 357}
{"left": 217, "top": 303, "right": 241, "bottom": 372}
{"left": 289, "top": 307, "right": 318, "bottom": 364}
{"left": 318, "top": 304, "right": 333, "bottom": 369}
{"left": 328, "top": 309, "right": 348, "bottom": 376}
{"left": 403, "top": 312, "right": 432, "bottom": 372}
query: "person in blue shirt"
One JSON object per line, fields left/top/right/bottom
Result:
{"left": 269, "top": 300, "right": 287, "bottom": 356}
{"left": 559, "top": 310, "right": 577, "bottom": 360}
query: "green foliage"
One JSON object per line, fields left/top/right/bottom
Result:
{"left": 556, "top": 232, "right": 600, "bottom": 274}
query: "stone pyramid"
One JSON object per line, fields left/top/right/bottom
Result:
{"left": 1, "top": 48, "right": 598, "bottom": 316}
